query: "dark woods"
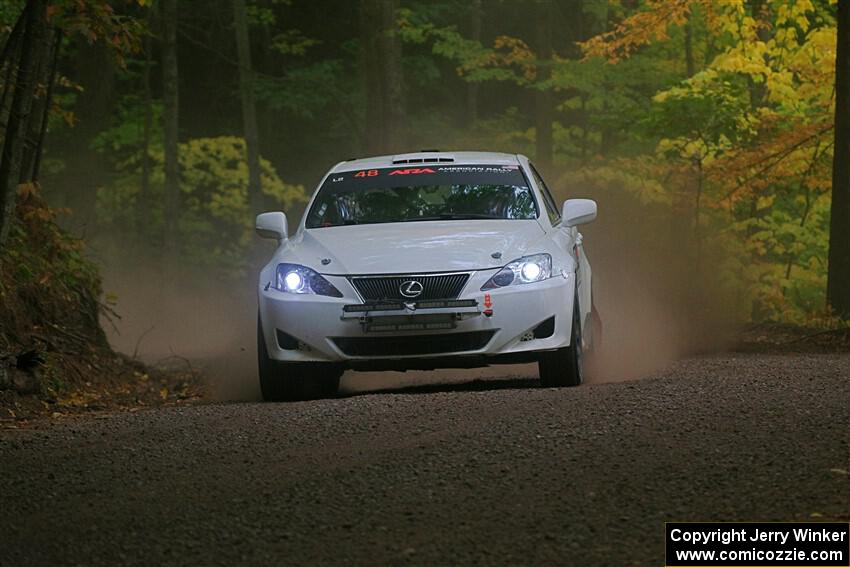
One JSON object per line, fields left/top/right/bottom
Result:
{"left": 0, "top": 0, "right": 848, "bottom": 322}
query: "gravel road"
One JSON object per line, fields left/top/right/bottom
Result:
{"left": 1, "top": 353, "right": 849, "bottom": 566}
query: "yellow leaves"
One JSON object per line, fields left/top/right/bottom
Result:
{"left": 574, "top": 1, "right": 834, "bottom": 323}
{"left": 776, "top": 26, "right": 837, "bottom": 112}
{"left": 775, "top": 0, "right": 815, "bottom": 33}
{"left": 657, "top": 137, "right": 708, "bottom": 162}
{"left": 765, "top": 69, "right": 795, "bottom": 105}
{"left": 97, "top": 136, "right": 307, "bottom": 270}
{"left": 178, "top": 136, "right": 307, "bottom": 217}
{"left": 58, "top": 390, "right": 104, "bottom": 409}
{"left": 712, "top": 50, "right": 769, "bottom": 76}
{"left": 756, "top": 194, "right": 776, "bottom": 211}
{"left": 491, "top": 36, "right": 537, "bottom": 82}
{"left": 580, "top": 0, "right": 696, "bottom": 62}
{"left": 456, "top": 35, "right": 538, "bottom": 84}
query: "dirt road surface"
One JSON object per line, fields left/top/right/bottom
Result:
{"left": 2, "top": 353, "right": 848, "bottom": 566}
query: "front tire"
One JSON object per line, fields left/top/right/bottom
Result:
{"left": 538, "top": 294, "right": 583, "bottom": 388}
{"left": 257, "top": 317, "right": 341, "bottom": 402}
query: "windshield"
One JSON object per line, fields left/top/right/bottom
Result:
{"left": 305, "top": 164, "right": 537, "bottom": 228}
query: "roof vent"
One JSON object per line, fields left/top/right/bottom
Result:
{"left": 391, "top": 152, "right": 455, "bottom": 164}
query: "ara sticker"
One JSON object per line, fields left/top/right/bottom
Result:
{"left": 388, "top": 168, "right": 435, "bottom": 176}
{"left": 483, "top": 293, "right": 493, "bottom": 317}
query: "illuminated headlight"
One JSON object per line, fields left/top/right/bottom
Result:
{"left": 275, "top": 263, "right": 343, "bottom": 297}
{"left": 481, "top": 253, "right": 552, "bottom": 290}
{"left": 284, "top": 271, "right": 303, "bottom": 292}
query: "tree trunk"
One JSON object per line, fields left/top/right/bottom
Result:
{"left": 161, "top": 0, "right": 180, "bottom": 266}
{"left": 360, "top": 0, "right": 383, "bottom": 154}
{"left": 534, "top": 0, "right": 553, "bottom": 172}
{"left": 466, "top": 0, "right": 482, "bottom": 126}
{"left": 684, "top": 18, "right": 695, "bottom": 78}
{"left": 0, "top": 0, "right": 46, "bottom": 245}
{"left": 828, "top": 0, "right": 850, "bottom": 318}
{"left": 233, "top": 0, "right": 263, "bottom": 215}
{"left": 20, "top": 24, "right": 55, "bottom": 183}
{"left": 379, "top": 0, "right": 404, "bottom": 152}
{"left": 31, "top": 29, "right": 62, "bottom": 182}
{"left": 139, "top": 9, "right": 154, "bottom": 238}
{"left": 0, "top": 57, "right": 16, "bottom": 140}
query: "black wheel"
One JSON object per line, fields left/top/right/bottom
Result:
{"left": 538, "top": 293, "right": 583, "bottom": 388}
{"left": 257, "top": 316, "right": 342, "bottom": 402}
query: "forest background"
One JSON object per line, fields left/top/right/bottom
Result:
{"left": 1, "top": 0, "right": 847, "bottom": 390}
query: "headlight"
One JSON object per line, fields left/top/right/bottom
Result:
{"left": 481, "top": 253, "right": 552, "bottom": 290}
{"left": 274, "top": 263, "right": 343, "bottom": 297}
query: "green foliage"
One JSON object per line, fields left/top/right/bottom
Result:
{"left": 246, "top": 0, "right": 292, "bottom": 26}
{"left": 0, "top": 1, "right": 24, "bottom": 27}
{"left": 270, "top": 29, "right": 319, "bottom": 56}
{"left": 92, "top": 95, "right": 163, "bottom": 155}
{"left": 555, "top": 0, "right": 837, "bottom": 323}
{"left": 37, "top": 0, "right": 840, "bottom": 324}
{"left": 96, "top": 136, "right": 307, "bottom": 274}
{"left": 169, "top": 137, "right": 305, "bottom": 270}
{"left": 255, "top": 60, "right": 346, "bottom": 119}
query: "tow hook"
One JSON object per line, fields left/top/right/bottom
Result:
{"left": 483, "top": 293, "right": 493, "bottom": 317}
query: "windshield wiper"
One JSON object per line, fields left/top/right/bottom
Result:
{"left": 407, "top": 213, "right": 503, "bottom": 221}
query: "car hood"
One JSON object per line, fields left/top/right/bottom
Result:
{"left": 288, "top": 220, "right": 547, "bottom": 275}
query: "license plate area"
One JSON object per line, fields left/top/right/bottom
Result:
{"left": 362, "top": 313, "right": 457, "bottom": 333}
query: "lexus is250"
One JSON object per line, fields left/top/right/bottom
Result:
{"left": 255, "top": 151, "right": 600, "bottom": 401}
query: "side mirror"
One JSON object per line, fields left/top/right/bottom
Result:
{"left": 256, "top": 212, "right": 288, "bottom": 240}
{"left": 562, "top": 199, "right": 597, "bottom": 227}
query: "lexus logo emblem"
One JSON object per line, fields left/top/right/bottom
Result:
{"left": 399, "top": 280, "right": 424, "bottom": 298}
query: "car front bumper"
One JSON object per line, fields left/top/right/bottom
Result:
{"left": 258, "top": 270, "right": 576, "bottom": 366}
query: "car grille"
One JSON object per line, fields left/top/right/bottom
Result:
{"left": 349, "top": 273, "right": 470, "bottom": 302}
{"left": 332, "top": 330, "right": 495, "bottom": 357}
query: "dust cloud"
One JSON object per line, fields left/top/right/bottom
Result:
{"left": 98, "top": 174, "right": 738, "bottom": 399}
{"left": 100, "top": 256, "right": 261, "bottom": 401}
{"left": 576, "top": 182, "right": 739, "bottom": 382}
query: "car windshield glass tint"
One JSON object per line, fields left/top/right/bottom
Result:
{"left": 305, "top": 164, "right": 537, "bottom": 228}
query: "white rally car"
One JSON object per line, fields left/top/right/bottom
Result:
{"left": 256, "top": 151, "right": 599, "bottom": 401}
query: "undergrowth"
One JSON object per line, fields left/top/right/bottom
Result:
{"left": 0, "top": 183, "right": 106, "bottom": 352}
{"left": 0, "top": 184, "right": 199, "bottom": 422}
